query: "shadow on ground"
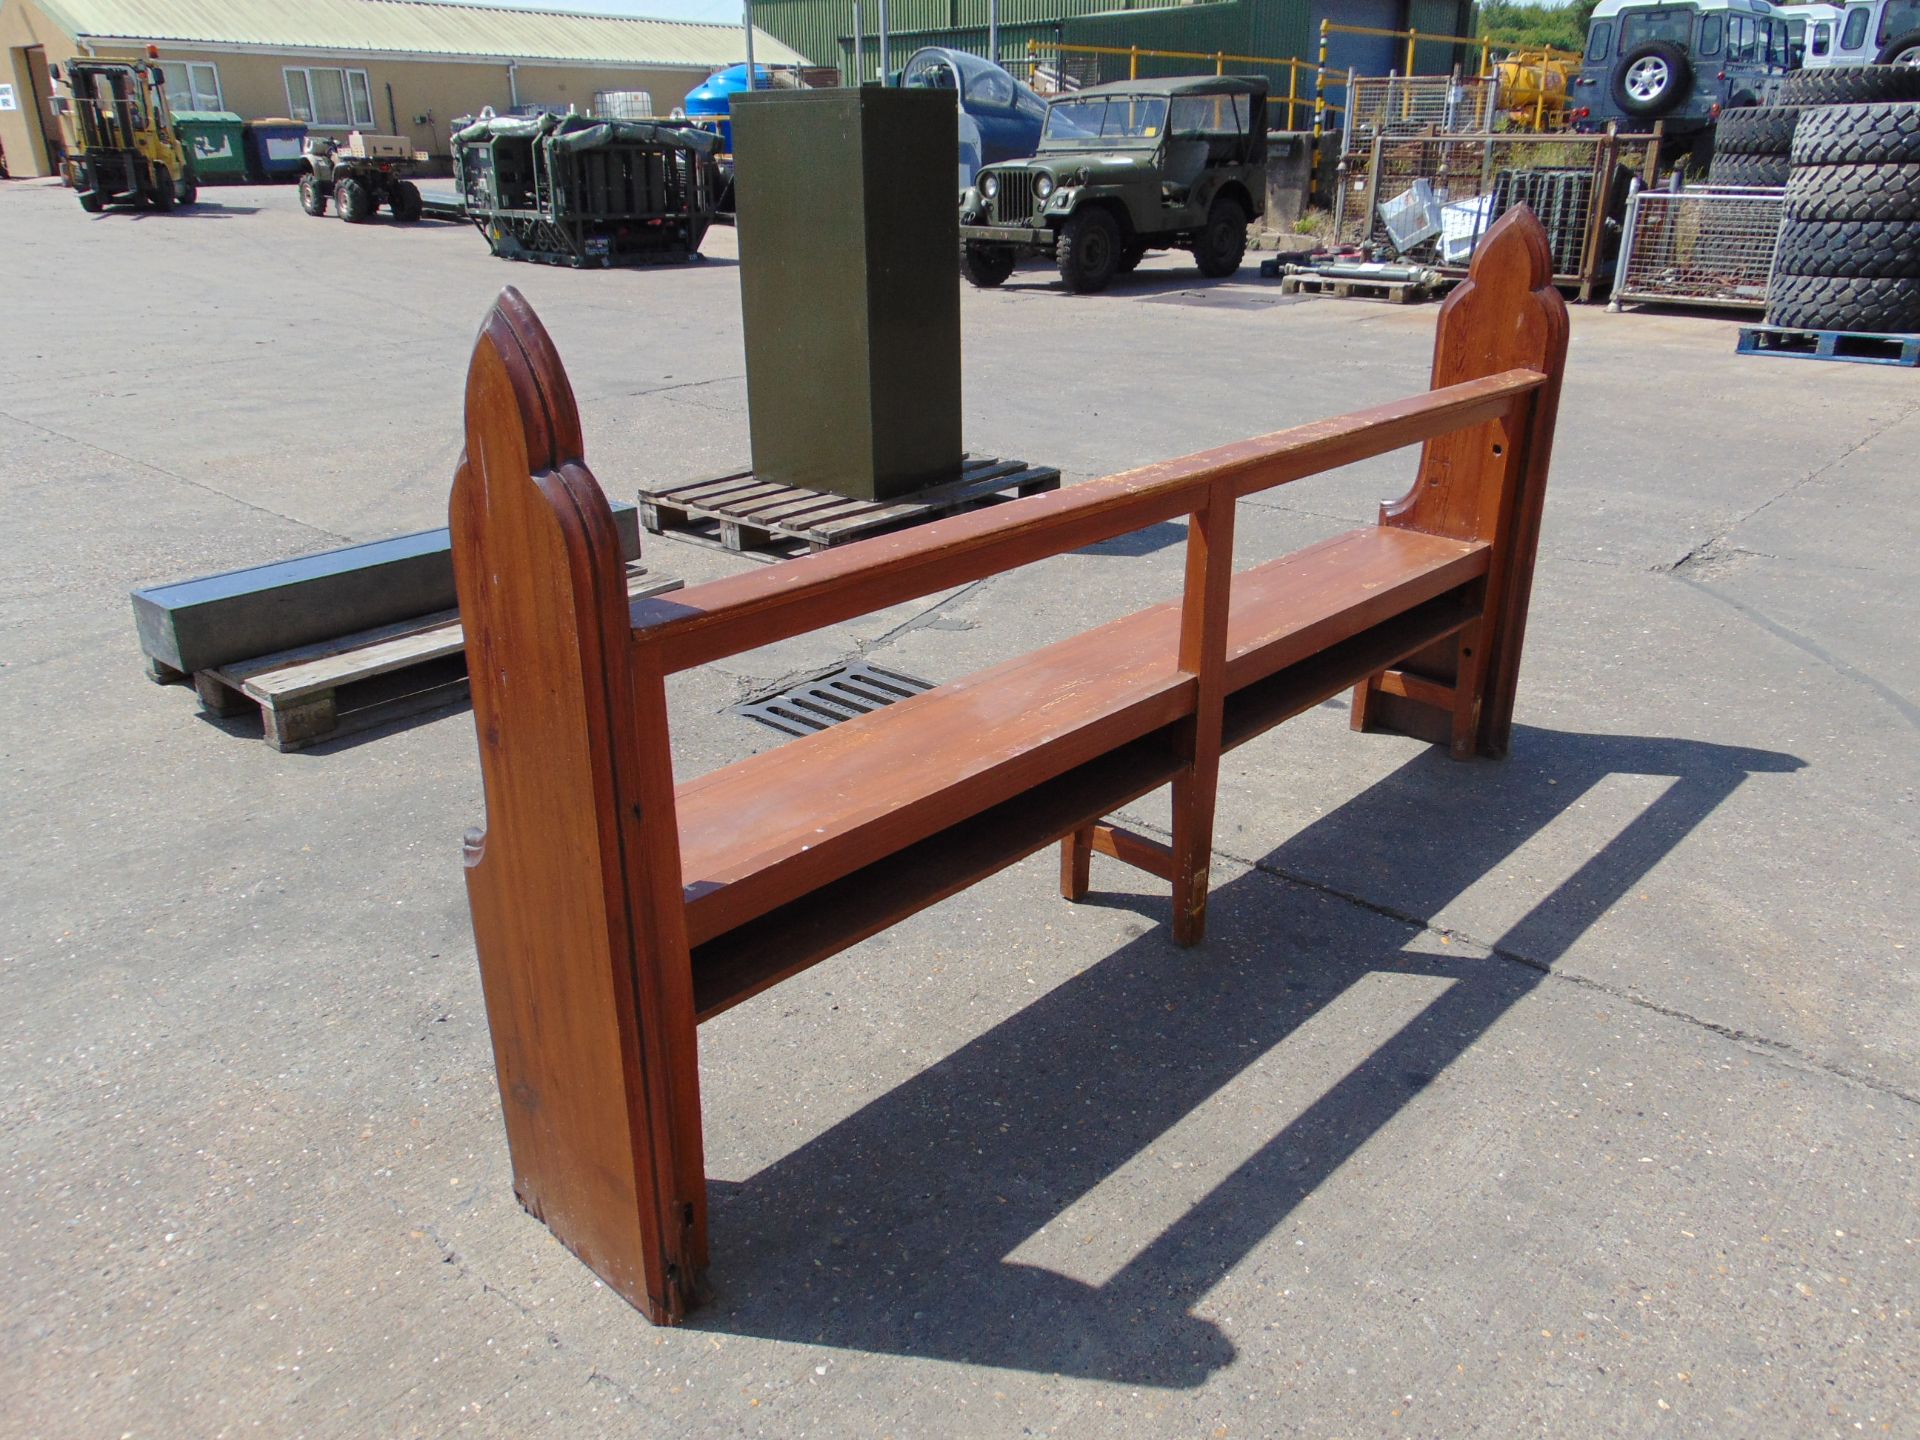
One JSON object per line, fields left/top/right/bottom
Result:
{"left": 694, "top": 725, "right": 1801, "bottom": 1384}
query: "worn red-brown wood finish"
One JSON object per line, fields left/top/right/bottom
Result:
{"left": 450, "top": 209, "right": 1568, "bottom": 1322}
{"left": 451, "top": 294, "right": 706, "bottom": 1324}
{"left": 1350, "top": 208, "right": 1570, "bottom": 757}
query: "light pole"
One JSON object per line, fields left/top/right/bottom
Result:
{"left": 743, "top": 0, "right": 757, "bottom": 90}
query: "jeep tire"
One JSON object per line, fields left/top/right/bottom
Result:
{"left": 1774, "top": 218, "right": 1920, "bottom": 278}
{"left": 962, "top": 241, "right": 1017, "bottom": 288}
{"left": 1791, "top": 101, "right": 1920, "bottom": 167}
{"left": 389, "top": 179, "right": 423, "bottom": 223}
{"left": 1194, "top": 196, "right": 1249, "bottom": 279}
{"left": 335, "top": 175, "right": 373, "bottom": 222}
{"left": 1612, "top": 40, "right": 1692, "bottom": 117}
{"left": 1781, "top": 64, "right": 1920, "bottom": 105}
{"left": 299, "top": 172, "right": 327, "bottom": 216}
{"left": 1057, "top": 208, "right": 1122, "bottom": 294}
{"left": 1714, "top": 104, "right": 1805, "bottom": 156}
{"left": 1766, "top": 273, "right": 1920, "bottom": 331}
{"left": 1785, "top": 162, "right": 1920, "bottom": 222}
{"left": 1875, "top": 31, "right": 1920, "bottom": 66}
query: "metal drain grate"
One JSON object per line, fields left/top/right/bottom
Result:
{"left": 728, "top": 661, "right": 936, "bottom": 738}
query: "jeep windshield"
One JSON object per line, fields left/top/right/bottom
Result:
{"left": 1040, "top": 95, "right": 1169, "bottom": 148}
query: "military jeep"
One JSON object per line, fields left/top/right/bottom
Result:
{"left": 959, "top": 75, "right": 1268, "bottom": 293}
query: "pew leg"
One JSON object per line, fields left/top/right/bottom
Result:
{"left": 1060, "top": 825, "right": 1093, "bottom": 901}
{"left": 1170, "top": 771, "right": 1217, "bottom": 947}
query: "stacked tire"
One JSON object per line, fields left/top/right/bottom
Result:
{"left": 1771, "top": 73, "right": 1920, "bottom": 333}
{"left": 1710, "top": 103, "right": 1802, "bottom": 186}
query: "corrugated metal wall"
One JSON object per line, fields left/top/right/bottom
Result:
{"left": 754, "top": 0, "right": 1135, "bottom": 72}
{"left": 753, "top": 0, "right": 1473, "bottom": 81}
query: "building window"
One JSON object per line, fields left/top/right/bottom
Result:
{"left": 284, "top": 66, "right": 375, "bottom": 128}
{"left": 159, "top": 61, "right": 222, "bottom": 111}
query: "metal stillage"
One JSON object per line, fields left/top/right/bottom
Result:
{"left": 1608, "top": 184, "right": 1786, "bottom": 313}
{"left": 452, "top": 112, "right": 721, "bottom": 267}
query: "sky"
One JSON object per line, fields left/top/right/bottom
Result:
{"left": 465, "top": 0, "right": 752, "bottom": 27}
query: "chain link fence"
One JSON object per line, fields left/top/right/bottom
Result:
{"left": 1333, "top": 131, "right": 1661, "bottom": 297}
{"left": 1607, "top": 184, "right": 1785, "bottom": 312}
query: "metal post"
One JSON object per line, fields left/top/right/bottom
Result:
{"left": 854, "top": 0, "right": 864, "bottom": 84}
{"left": 988, "top": 0, "right": 999, "bottom": 65}
{"left": 743, "top": 0, "right": 757, "bottom": 91}
{"left": 1313, "top": 20, "right": 1329, "bottom": 138}
{"left": 1130, "top": 44, "right": 1139, "bottom": 80}
{"left": 1287, "top": 60, "right": 1298, "bottom": 130}
{"left": 878, "top": 0, "right": 889, "bottom": 83}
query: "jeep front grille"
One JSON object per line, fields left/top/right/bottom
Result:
{"left": 990, "top": 172, "right": 1040, "bottom": 225}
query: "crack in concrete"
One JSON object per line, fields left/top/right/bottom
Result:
{"left": 1661, "top": 397, "right": 1920, "bottom": 576}
{"left": 1676, "top": 574, "right": 1920, "bottom": 731}
{"left": 1114, "top": 814, "right": 1920, "bottom": 1109}
{"left": 0, "top": 407, "right": 353, "bottom": 545}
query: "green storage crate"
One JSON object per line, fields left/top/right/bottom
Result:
{"left": 173, "top": 111, "right": 247, "bottom": 182}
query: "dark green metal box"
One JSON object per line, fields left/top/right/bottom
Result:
{"left": 732, "top": 88, "right": 962, "bottom": 501}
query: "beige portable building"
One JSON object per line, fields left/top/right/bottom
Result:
{"left": 0, "top": 0, "right": 804, "bottom": 178}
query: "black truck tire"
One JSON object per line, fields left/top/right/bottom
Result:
{"left": 1785, "top": 162, "right": 1920, "bottom": 222}
{"left": 335, "top": 175, "right": 373, "bottom": 222}
{"left": 1791, "top": 101, "right": 1920, "bottom": 166}
{"left": 1612, "top": 40, "right": 1693, "bottom": 117}
{"left": 961, "top": 241, "right": 1016, "bottom": 287}
{"left": 1709, "top": 151, "right": 1790, "bottom": 185}
{"left": 1774, "top": 218, "right": 1920, "bottom": 278}
{"left": 299, "top": 172, "right": 326, "bottom": 215}
{"left": 1056, "top": 208, "right": 1121, "bottom": 294}
{"left": 1767, "top": 273, "right": 1920, "bottom": 331}
{"left": 1193, "top": 195, "right": 1249, "bottom": 279}
{"left": 1780, "top": 65, "right": 1920, "bottom": 106}
{"left": 1714, "top": 104, "right": 1805, "bottom": 156}
{"left": 389, "top": 179, "right": 423, "bottom": 222}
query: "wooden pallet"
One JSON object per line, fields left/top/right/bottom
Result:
{"left": 1277, "top": 272, "right": 1434, "bottom": 304}
{"left": 1736, "top": 324, "right": 1920, "bottom": 367}
{"left": 192, "top": 565, "right": 681, "bottom": 751}
{"left": 639, "top": 457, "right": 1062, "bottom": 557}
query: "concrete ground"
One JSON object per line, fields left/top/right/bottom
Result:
{"left": 0, "top": 178, "right": 1914, "bottom": 1440}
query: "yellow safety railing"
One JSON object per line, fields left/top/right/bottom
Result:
{"left": 1024, "top": 39, "right": 1343, "bottom": 131}
{"left": 1316, "top": 20, "right": 1488, "bottom": 136}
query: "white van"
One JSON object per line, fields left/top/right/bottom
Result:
{"left": 1816, "top": 0, "right": 1920, "bottom": 65}
{"left": 1784, "top": 2, "right": 1845, "bottom": 64}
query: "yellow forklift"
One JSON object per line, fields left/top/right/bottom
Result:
{"left": 52, "top": 48, "right": 197, "bottom": 212}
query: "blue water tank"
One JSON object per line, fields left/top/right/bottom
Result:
{"left": 682, "top": 64, "right": 774, "bottom": 149}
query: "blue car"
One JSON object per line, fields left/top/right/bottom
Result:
{"left": 899, "top": 48, "right": 1046, "bottom": 186}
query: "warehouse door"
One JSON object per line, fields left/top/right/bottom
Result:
{"left": 1310, "top": 0, "right": 1406, "bottom": 77}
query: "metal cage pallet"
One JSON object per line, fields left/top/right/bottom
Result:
{"left": 1609, "top": 185, "right": 1785, "bottom": 313}
{"left": 1333, "top": 130, "right": 1660, "bottom": 300}
{"left": 639, "top": 458, "right": 1062, "bottom": 557}
{"left": 1735, "top": 325, "right": 1920, "bottom": 367}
